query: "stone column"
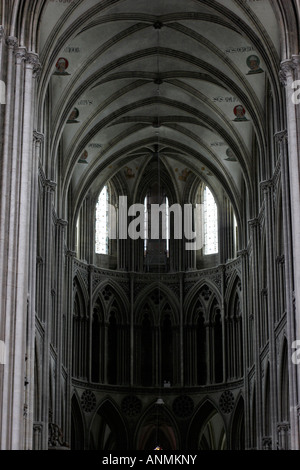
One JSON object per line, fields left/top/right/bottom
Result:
{"left": 0, "top": 36, "right": 18, "bottom": 310}
{"left": 54, "top": 218, "right": 68, "bottom": 430}
{"left": 206, "top": 321, "right": 211, "bottom": 384}
{"left": 78, "top": 195, "right": 93, "bottom": 263}
{"left": 185, "top": 204, "right": 196, "bottom": 271}
{"left": 118, "top": 198, "right": 128, "bottom": 270}
{"left": 280, "top": 60, "right": 300, "bottom": 441}
{"left": 33, "top": 423, "right": 43, "bottom": 451}
{"left": 0, "top": 42, "right": 40, "bottom": 450}
{"left": 64, "top": 249, "right": 76, "bottom": 445}
{"left": 260, "top": 180, "right": 278, "bottom": 449}
{"left": 39, "top": 177, "right": 56, "bottom": 450}
{"left": 275, "top": 129, "right": 299, "bottom": 449}
{"left": 154, "top": 325, "right": 160, "bottom": 387}
{"left": 130, "top": 273, "right": 134, "bottom": 386}
{"left": 221, "top": 265, "right": 226, "bottom": 382}
{"left": 238, "top": 249, "right": 250, "bottom": 448}
{"left": 88, "top": 265, "right": 94, "bottom": 384}
{"left": 249, "top": 218, "right": 263, "bottom": 449}
{"left": 0, "top": 37, "right": 20, "bottom": 445}
{"left": 277, "top": 423, "right": 290, "bottom": 450}
{"left": 179, "top": 273, "right": 184, "bottom": 387}
{"left": 104, "top": 321, "right": 109, "bottom": 384}
{"left": 0, "top": 26, "right": 5, "bottom": 87}
{"left": 24, "top": 131, "right": 44, "bottom": 450}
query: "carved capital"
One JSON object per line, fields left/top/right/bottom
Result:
{"left": 33, "top": 423, "right": 43, "bottom": 434}
{"left": 26, "top": 52, "right": 41, "bottom": 77}
{"left": 262, "top": 437, "right": 272, "bottom": 450}
{"left": 15, "top": 46, "right": 27, "bottom": 63}
{"left": 0, "top": 26, "right": 5, "bottom": 42}
{"left": 280, "top": 56, "right": 300, "bottom": 86}
{"left": 261, "top": 288, "right": 268, "bottom": 297}
{"left": 6, "top": 36, "right": 18, "bottom": 49}
{"left": 260, "top": 179, "right": 274, "bottom": 193}
{"left": 44, "top": 179, "right": 57, "bottom": 192}
{"left": 36, "top": 256, "right": 44, "bottom": 266}
{"left": 274, "top": 130, "right": 288, "bottom": 145}
{"left": 248, "top": 218, "right": 259, "bottom": 229}
{"left": 56, "top": 218, "right": 68, "bottom": 228}
{"left": 277, "top": 422, "right": 290, "bottom": 433}
{"left": 280, "top": 59, "right": 297, "bottom": 86}
{"left": 65, "top": 249, "right": 77, "bottom": 258}
{"left": 25, "top": 52, "right": 39, "bottom": 67}
{"left": 237, "top": 249, "right": 248, "bottom": 258}
{"left": 33, "top": 62, "right": 42, "bottom": 79}
{"left": 292, "top": 55, "right": 300, "bottom": 66}
{"left": 48, "top": 422, "right": 69, "bottom": 449}
{"left": 33, "top": 131, "right": 44, "bottom": 144}
{"left": 89, "top": 265, "right": 95, "bottom": 274}
{"left": 276, "top": 255, "right": 285, "bottom": 265}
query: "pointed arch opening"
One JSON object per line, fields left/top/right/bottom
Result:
{"left": 231, "top": 397, "right": 245, "bottom": 450}
{"left": 71, "top": 394, "right": 84, "bottom": 450}
{"left": 188, "top": 400, "right": 227, "bottom": 450}
{"left": 89, "top": 400, "right": 128, "bottom": 450}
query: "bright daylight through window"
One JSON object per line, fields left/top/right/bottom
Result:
{"left": 95, "top": 186, "right": 109, "bottom": 255}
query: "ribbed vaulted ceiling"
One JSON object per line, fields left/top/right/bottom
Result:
{"left": 37, "top": 0, "right": 281, "bottom": 230}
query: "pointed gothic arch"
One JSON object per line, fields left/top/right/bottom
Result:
{"left": 71, "top": 393, "right": 85, "bottom": 450}
{"left": 187, "top": 399, "right": 227, "bottom": 450}
{"left": 231, "top": 395, "right": 245, "bottom": 450}
{"left": 92, "top": 280, "right": 130, "bottom": 322}
{"left": 89, "top": 399, "right": 129, "bottom": 450}
{"left": 135, "top": 401, "right": 180, "bottom": 451}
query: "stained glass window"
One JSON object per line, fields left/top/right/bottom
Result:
{"left": 95, "top": 186, "right": 109, "bottom": 254}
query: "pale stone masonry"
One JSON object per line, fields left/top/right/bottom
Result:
{"left": 0, "top": 0, "right": 300, "bottom": 451}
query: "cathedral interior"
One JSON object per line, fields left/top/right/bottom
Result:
{"left": 0, "top": 0, "right": 300, "bottom": 451}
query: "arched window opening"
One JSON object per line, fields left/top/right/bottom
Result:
{"left": 280, "top": 341, "right": 289, "bottom": 422}
{"left": 233, "top": 213, "right": 238, "bottom": 257}
{"left": 197, "top": 314, "right": 206, "bottom": 386}
{"left": 196, "top": 184, "right": 219, "bottom": 256}
{"left": 203, "top": 186, "right": 218, "bottom": 255}
{"left": 252, "top": 388, "right": 257, "bottom": 449}
{"left": 214, "top": 311, "right": 223, "bottom": 384}
{"left": 232, "top": 398, "right": 245, "bottom": 450}
{"left": 107, "top": 312, "right": 117, "bottom": 385}
{"left": 161, "top": 314, "right": 173, "bottom": 384}
{"left": 95, "top": 185, "right": 109, "bottom": 255}
{"left": 92, "top": 309, "right": 102, "bottom": 383}
{"left": 264, "top": 365, "right": 271, "bottom": 443}
{"left": 199, "top": 411, "right": 227, "bottom": 450}
{"left": 141, "top": 313, "right": 153, "bottom": 387}
{"left": 144, "top": 184, "right": 170, "bottom": 269}
{"left": 278, "top": 340, "right": 290, "bottom": 450}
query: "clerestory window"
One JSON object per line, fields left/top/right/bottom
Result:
{"left": 95, "top": 185, "right": 109, "bottom": 255}
{"left": 200, "top": 185, "right": 219, "bottom": 255}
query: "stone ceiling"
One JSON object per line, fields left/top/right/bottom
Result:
{"left": 38, "top": 0, "right": 281, "bottom": 224}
